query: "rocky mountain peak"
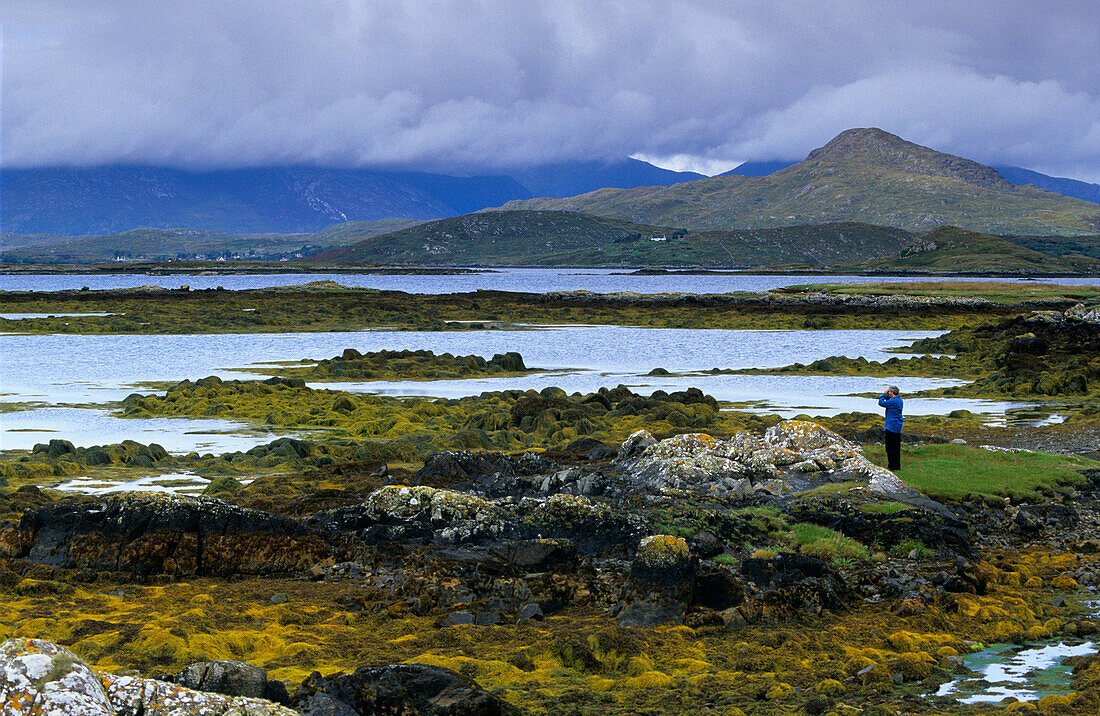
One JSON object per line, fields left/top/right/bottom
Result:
{"left": 804, "top": 128, "right": 1013, "bottom": 190}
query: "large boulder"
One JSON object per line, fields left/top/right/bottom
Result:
{"left": 15, "top": 493, "right": 330, "bottom": 577}
{"left": 741, "top": 552, "right": 853, "bottom": 618}
{"left": 0, "top": 638, "right": 293, "bottom": 715}
{"left": 618, "top": 534, "right": 696, "bottom": 627}
{"left": 290, "top": 663, "right": 523, "bottom": 716}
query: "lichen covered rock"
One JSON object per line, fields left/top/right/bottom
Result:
{"left": 0, "top": 639, "right": 294, "bottom": 715}
{"left": 617, "top": 420, "right": 917, "bottom": 499}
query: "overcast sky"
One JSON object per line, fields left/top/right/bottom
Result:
{"left": 3, "top": 1, "right": 1099, "bottom": 181}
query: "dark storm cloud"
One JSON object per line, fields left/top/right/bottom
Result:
{"left": 3, "top": 0, "right": 1099, "bottom": 181}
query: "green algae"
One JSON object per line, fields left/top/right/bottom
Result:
{"left": 117, "top": 378, "right": 784, "bottom": 457}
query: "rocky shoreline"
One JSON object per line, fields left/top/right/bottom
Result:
{"left": 3, "top": 420, "right": 1099, "bottom": 714}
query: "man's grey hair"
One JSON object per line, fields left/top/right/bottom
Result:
{"left": 888, "top": 386, "right": 900, "bottom": 395}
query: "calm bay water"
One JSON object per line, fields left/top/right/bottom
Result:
{"left": 1, "top": 326, "right": 1031, "bottom": 453}
{"left": 3, "top": 268, "right": 1097, "bottom": 294}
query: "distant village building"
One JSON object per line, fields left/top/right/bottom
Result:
{"left": 649, "top": 235, "right": 667, "bottom": 241}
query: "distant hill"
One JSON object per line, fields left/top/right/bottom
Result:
{"left": 310, "top": 209, "right": 914, "bottom": 267}
{"left": 1003, "top": 233, "right": 1100, "bottom": 260}
{"left": 863, "top": 225, "right": 1100, "bottom": 273}
{"left": 0, "top": 218, "right": 422, "bottom": 264}
{"left": 509, "top": 158, "right": 704, "bottom": 198}
{"left": 497, "top": 128, "right": 1100, "bottom": 235}
{"left": 0, "top": 166, "right": 529, "bottom": 235}
{"left": 720, "top": 160, "right": 797, "bottom": 177}
{"left": 993, "top": 166, "right": 1100, "bottom": 205}
{"left": 0, "top": 158, "right": 709, "bottom": 237}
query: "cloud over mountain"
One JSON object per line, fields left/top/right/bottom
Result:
{"left": 3, "top": 1, "right": 1099, "bottom": 181}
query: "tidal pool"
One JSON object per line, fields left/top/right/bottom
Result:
{"left": 936, "top": 599, "right": 1099, "bottom": 704}
{"left": 54, "top": 472, "right": 213, "bottom": 496}
{"left": 936, "top": 641, "right": 1097, "bottom": 704}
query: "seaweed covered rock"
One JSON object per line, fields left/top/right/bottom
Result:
{"left": 0, "top": 639, "right": 294, "bottom": 715}
{"left": 290, "top": 663, "right": 523, "bottom": 716}
{"left": 618, "top": 535, "right": 697, "bottom": 626}
{"left": 415, "top": 450, "right": 556, "bottom": 489}
{"left": 291, "top": 348, "right": 532, "bottom": 381}
{"left": 15, "top": 493, "right": 330, "bottom": 577}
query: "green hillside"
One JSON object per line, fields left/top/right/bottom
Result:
{"left": 862, "top": 226, "right": 1100, "bottom": 273}
{"left": 1004, "top": 233, "right": 1100, "bottom": 259}
{"left": 310, "top": 210, "right": 913, "bottom": 267}
{"left": 309, "top": 211, "right": 679, "bottom": 264}
{"left": 0, "top": 219, "right": 423, "bottom": 264}
{"left": 497, "top": 128, "right": 1100, "bottom": 236}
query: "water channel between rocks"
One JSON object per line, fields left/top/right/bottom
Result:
{"left": 0, "top": 326, "right": 1045, "bottom": 454}
{"left": 936, "top": 598, "right": 1099, "bottom": 704}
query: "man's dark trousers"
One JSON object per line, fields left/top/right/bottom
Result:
{"left": 884, "top": 430, "right": 901, "bottom": 470}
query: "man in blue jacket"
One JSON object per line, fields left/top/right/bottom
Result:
{"left": 878, "top": 386, "right": 903, "bottom": 470}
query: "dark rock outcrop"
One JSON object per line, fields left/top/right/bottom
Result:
{"left": 290, "top": 664, "right": 522, "bottom": 716}
{"left": 742, "top": 552, "right": 853, "bottom": 617}
{"left": 15, "top": 494, "right": 330, "bottom": 577}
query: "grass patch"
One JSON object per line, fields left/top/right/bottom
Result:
{"left": 889, "top": 540, "right": 934, "bottom": 559}
{"left": 787, "top": 523, "right": 869, "bottom": 563}
{"left": 863, "top": 443, "right": 1098, "bottom": 502}
{"left": 858, "top": 501, "right": 911, "bottom": 515}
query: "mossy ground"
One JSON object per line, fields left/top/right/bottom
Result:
{"left": 2, "top": 547, "right": 1097, "bottom": 715}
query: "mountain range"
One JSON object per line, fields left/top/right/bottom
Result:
{"left": 498, "top": 128, "right": 1100, "bottom": 236}
{"left": 0, "top": 160, "right": 700, "bottom": 236}
{"left": 3, "top": 128, "right": 1097, "bottom": 237}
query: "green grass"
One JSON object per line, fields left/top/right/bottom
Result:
{"left": 862, "top": 443, "right": 1099, "bottom": 502}
{"left": 888, "top": 540, "right": 934, "bottom": 559}
{"left": 788, "top": 523, "right": 869, "bottom": 563}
